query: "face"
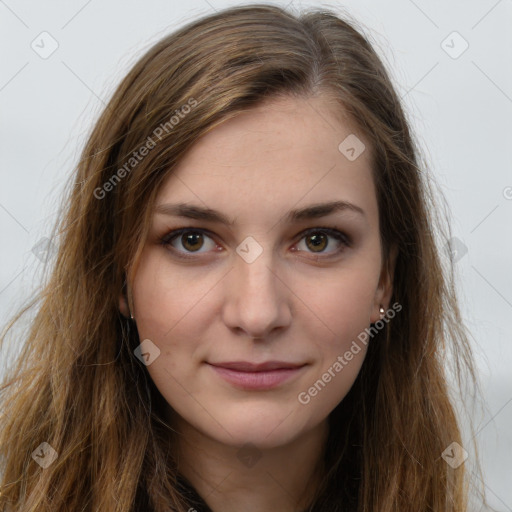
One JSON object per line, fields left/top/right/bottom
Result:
{"left": 122, "top": 94, "right": 394, "bottom": 450}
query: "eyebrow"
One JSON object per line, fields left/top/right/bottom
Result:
{"left": 154, "top": 200, "right": 365, "bottom": 226}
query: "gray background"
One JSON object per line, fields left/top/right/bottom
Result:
{"left": 1, "top": 1, "right": 511, "bottom": 509}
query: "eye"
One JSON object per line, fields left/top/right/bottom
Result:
{"left": 160, "top": 229, "right": 218, "bottom": 258}
{"left": 159, "top": 227, "right": 350, "bottom": 260}
{"left": 293, "top": 227, "right": 350, "bottom": 257}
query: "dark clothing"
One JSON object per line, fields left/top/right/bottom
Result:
{"left": 135, "top": 472, "right": 356, "bottom": 511}
{"left": 174, "top": 473, "right": 354, "bottom": 512}
{"left": 176, "top": 473, "right": 311, "bottom": 511}
{"left": 175, "top": 473, "right": 212, "bottom": 511}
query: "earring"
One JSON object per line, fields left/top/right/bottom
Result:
{"left": 126, "top": 300, "right": 134, "bottom": 321}
{"left": 379, "top": 305, "right": 385, "bottom": 319}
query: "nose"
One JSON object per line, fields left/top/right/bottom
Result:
{"left": 221, "top": 246, "right": 292, "bottom": 340}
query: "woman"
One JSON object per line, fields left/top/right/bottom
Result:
{"left": 0, "top": 4, "right": 485, "bottom": 511}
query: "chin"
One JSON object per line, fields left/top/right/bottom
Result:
{"left": 208, "top": 408, "right": 314, "bottom": 450}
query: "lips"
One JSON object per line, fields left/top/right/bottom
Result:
{"left": 206, "top": 361, "right": 307, "bottom": 390}
{"left": 208, "top": 361, "right": 305, "bottom": 372}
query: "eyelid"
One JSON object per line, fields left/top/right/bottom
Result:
{"left": 159, "top": 226, "right": 351, "bottom": 259}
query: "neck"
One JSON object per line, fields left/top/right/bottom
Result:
{"left": 171, "top": 416, "right": 329, "bottom": 512}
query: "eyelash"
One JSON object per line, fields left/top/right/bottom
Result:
{"left": 159, "top": 226, "right": 351, "bottom": 260}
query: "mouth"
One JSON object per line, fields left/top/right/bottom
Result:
{"left": 206, "top": 361, "right": 307, "bottom": 390}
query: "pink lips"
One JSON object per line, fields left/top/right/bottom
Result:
{"left": 207, "top": 361, "right": 306, "bottom": 390}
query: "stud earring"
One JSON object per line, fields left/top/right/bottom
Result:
{"left": 379, "top": 305, "right": 385, "bottom": 319}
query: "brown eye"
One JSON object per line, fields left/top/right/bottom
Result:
{"left": 295, "top": 228, "right": 350, "bottom": 257}
{"left": 161, "top": 229, "right": 217, "bottom": 256}
{"left": 305, "top": 233, "right": 328, "bottom": 253}
{"left": 181, "top": 232, "right": 204, "bottom": 252}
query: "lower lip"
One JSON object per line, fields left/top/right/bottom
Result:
{"left": 207, "top": 364, "right": 305, "bottom": 390}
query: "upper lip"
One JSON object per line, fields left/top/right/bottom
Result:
{"left": 208, "top": 361, "right": 306, "bottom": 372}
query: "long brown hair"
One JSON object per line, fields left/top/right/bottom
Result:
{"left": 0, "top": 4, "right": 486, "bottom": 511}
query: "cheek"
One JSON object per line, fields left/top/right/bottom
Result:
{"left": 130, "top": 251, "right": 213, "bottom": 401}
{"left": 131, "top": 250, "right": 208, "bottom": 341}
{"left": 289, "top": 270, "right": 377, "bottom": 412}
{"left": 297, "top": 267, "right": 377, "bottom": 347}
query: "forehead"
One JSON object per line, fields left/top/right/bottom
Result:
{"left": 155, "top": 94, "right": 377, "bottom": 226}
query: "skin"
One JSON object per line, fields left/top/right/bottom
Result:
{"left": 120, "top": 94, "right": 396, "bottom": 512}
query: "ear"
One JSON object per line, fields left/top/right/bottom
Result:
{"left": 119, "top": 290, "right": 131, "bottom": 318}
{"left": 370, "top": 243, "right": 398, "bottom": 323}
{"left": 119, "top": 278, "right": 132, "bottom": 319}
{"left": 119, "top": 292, "right": 130, "bottom": 318}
